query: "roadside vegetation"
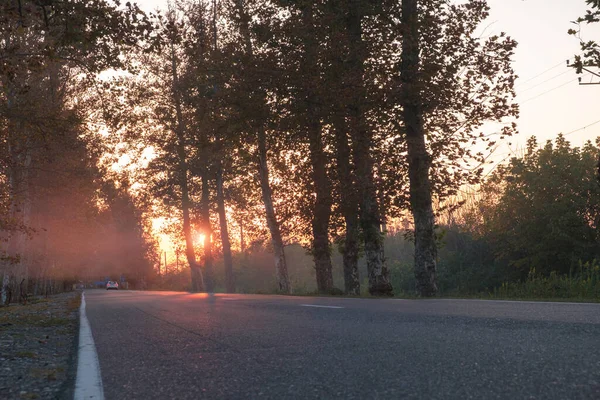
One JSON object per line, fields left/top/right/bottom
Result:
{"left": 0, "top": 292, "right": 80, "bottom": 399}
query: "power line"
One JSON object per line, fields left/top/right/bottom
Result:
{"left": 516, "top": 59, "right": 567, "bottom": 87}
{"left": 563, "top": 119, "right": 600, "bottom": 137}
{"left": 520, "top": 78, "right": 578, "bottom": 105}
{"left": 519, "top": 69, "right": 572, "bottom": 93}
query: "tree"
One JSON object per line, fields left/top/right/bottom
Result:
{"left": 169, "top": 13, "right": 207, "bottom": 292}
{"left": 400, "top": 0, "right": 438, "bottom": 297}
{"left": 98, "top": 177, "right": 156, "bottom": 287}
{"left": 568, "top": 0, "right": 600, "bottom": 73}
{"left": 394, "top": 0, "right": 518, "bottom": 296}
{"left": 296, "top": 1, "right": 335, "bottom": 294}
{"left": 597, "top": 153, "right": 600, "bottom": 184}
{"left": 345, "top": 0, "right": 393, "bottom": 296}
{"left": 0, "top": 0, "right": 152, "bottom": 302}
{"left": 216, "top": 167, "right": 235, "bottom": 292}
{"left": 481, "top": 135, "right": 600, "bottom": 276}
{"left": 98, "top": 4, "right": 213, "bottom": 292}
{"left": 569, "top": 1, "right": 600, "bottom": 185}
{"left": 225, "top": 0, "right": 292, "bottom": 293}
{"left": 322, "top": 0, "right": 361, "bottom": 295}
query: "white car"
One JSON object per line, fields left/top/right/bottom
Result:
{"left": 106, "top": 281, "right": 119, "bottom": 290}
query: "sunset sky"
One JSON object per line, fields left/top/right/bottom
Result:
{"left": 487, "top": 0, "right": 600, "bottom": 158}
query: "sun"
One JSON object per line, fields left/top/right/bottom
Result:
{"left": 195, "top": 233, "right": 206, "bottom": 244}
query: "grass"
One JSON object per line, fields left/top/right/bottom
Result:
{"left": 0, "top": 314, "right": 71, "bottom": 327}
{"left": 29, "top": 366, "right": 64, "bottom": 381}
{"left": 20, "top": 393, "right": 40, "bottom": 399}
{"left": 66, "top": 294, "right": 81, "bottom": 311}
{"left": 35, "top": 317, "right": 71, "bottom": 327}
{"left": 489, "top": 262, "right": 600, "bottom": 301}
{"left": 16, "top": 351, "right": 37, "bottom": 358}
{"left": 28, "top": 297, "right": 49, "bottom": 305}
{"left": 0, "top": 293, "right": 79, "bottom": 328}
{"left": 243, "top": 282, "right": 600, "bottom": 303}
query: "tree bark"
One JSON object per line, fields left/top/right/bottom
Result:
{"left": 1, "top": 272, "right": 9, "bottom": 306}
{"left": 201, "top": 170, "right": 215, "bottom": 292}
{"left": 332, "top": 114, "right": 360, "bottom": 295}
{"left": 308, "top": 120, "right": 334, "bottom": 294}
{"left": 301, "top": 3, "right": 334, "bottom": 294}
{"left": 400, "top": 0, "right": 438, "bottom": 297}
{"left": 170, "top": 40, "right": 204, "bottom": 292}
{"left": 347, "top": 0, "right": 393, "bottom": 296}
{"left": 239, "top": 221, "right": 245, "bottom": 254}
{"left": 216, "top": 166, "right": 235, "bottom": 293}
{"left": 257, "top": 127, "right": 291, "bottom": 293}
{"left": 326, "top": 0, "right": 360, "bottom": 295}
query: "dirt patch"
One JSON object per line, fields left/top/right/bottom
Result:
{"left": 0, "top": 291, "right": 80, "bottom": 399}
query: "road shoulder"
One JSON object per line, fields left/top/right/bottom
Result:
{"left": 0, "top": 291, "right": 80, "bottom": 400}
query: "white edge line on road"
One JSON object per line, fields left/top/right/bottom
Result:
{"left": 300, "top": 304, "right": 344, "bottom": 309}
{"left": 431, "top": 298, "right": 600, "bottom": 306}
{"left": 74, "top": 292, "right": 105, "bottom": 400}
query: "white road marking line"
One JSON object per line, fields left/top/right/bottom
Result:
{"left": 74, "top": 292, "right": 105, "bottom": 400}
{"left": 221, "top": 298, "right": 239, "bottom": 300}
{"left": 300, "top": 304, "right": 344, "bottom": 309}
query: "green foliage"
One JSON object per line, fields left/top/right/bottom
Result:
{"left": 492, "top": 261, "right": 600, "bottom": 300}
{"left": 482, "top": 135, "right": 600, "bottom": 276}
{"left": 388, "top": 260, "right": 415, "bottom": 296}
{"left": 436, "top": 226, "right": 513, "bottom": 294}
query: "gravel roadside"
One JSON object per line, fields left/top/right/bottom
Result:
{"left": 0, "top": 291, "right": 80, "bottom": 400}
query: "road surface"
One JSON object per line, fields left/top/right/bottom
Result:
{"left": 84, "top": 290, "right": 600, "bottom": 399}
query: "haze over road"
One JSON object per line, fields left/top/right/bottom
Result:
{"left": 84, "top": 290, "right": 600, "bottom": 399}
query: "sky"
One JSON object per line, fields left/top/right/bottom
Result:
{"left": 486, "top": 0, "right": 600, "bottom": 159}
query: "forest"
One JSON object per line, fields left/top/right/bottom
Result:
{"left": 1, "top": 0, "right": 599, "bottom": 304}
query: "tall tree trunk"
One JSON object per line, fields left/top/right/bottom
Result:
{"left": 401, "top": 0, "right": 438, "bottom": 297}
{"left": 201, "top": 170, "right": 215, "bottom": 292}
{"left": 301, "top": 3, "right": 334, "bottom": 294}
{"left": 239, "top": 221, "right": 245, "bottom": 254}
{"left": 379, "top": 183, "right": 388, "bottom": 234}
{"left": 308, "top": 121, "right": 334, "bottom": 294}
{"left": 257, "top": 127, "right": 291, "bottom": 293}
{"left": 332, "top": 114, "right": 360, "bottom": 295}
{"left": 327, "top": 0, "right": 360, "bottom": 295}
{"left": 16, "top": 131, "right": 32, "bottom": 299}
{"left": 347, "top": 0, "right": 392, "bottom": 296}
{"left": 170, "top": 40, "right": 205, "bottom": 292}
{"left": 235, "top": 0, "right": 291, "bottom": 293}
{"left": 1, "top": 273, "right": 9, "bottom": 306}
{"left": 216, "top": 166, "right": 235, "bottom": 293}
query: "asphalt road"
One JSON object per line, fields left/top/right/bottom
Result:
{"left": 84, "top": 290, "right": 600, "bottom": 399}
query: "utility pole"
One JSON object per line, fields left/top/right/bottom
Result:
{"left": 567, "top": 59, "right": 600, "bottom": 85}
{"left": 566, "top": 59, "right": 600, "bottom": 186}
